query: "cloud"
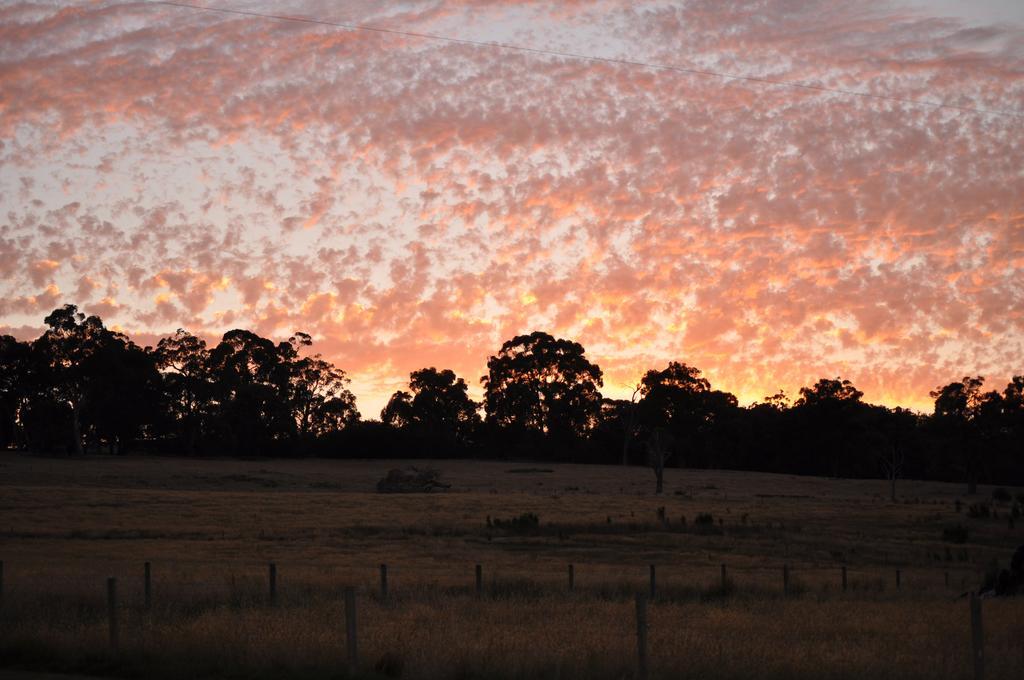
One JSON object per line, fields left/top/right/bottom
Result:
{"left": 1, "top": 0, "right": 1022, "bottom": 414}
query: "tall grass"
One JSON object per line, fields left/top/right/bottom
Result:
{"left": 3, "top": 579, "right": 1024, "bottom": 679}
{"left": 1, "top": 454, "right": 1022, "bottom": 678}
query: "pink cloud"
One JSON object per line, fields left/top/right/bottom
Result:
{"left": 0, "top": 0, "right": 1021, "bottom": 415}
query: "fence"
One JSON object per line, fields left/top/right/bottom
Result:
{"left": 0, "top": 558, "right": 996, "bottom": 680}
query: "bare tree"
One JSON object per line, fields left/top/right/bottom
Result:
{"left": 879, "top": 443, "right": 904, "bottom": 502}
{"left": 647, "top": 427, "right": 674, "bottom": 494}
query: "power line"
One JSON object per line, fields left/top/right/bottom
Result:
{"left": 155, "top": 1, "right": 1022, "bottom": 120}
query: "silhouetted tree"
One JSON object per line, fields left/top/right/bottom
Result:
{"left": 587, "top": 397, "right": 635, "bottom": 465}
{"left": 0, "top": 335, "right": 32, "bottom": 448}
{"left": 155, "top": 330, "right": 213, "bottom": 454}
{"left": 635, "top": 362, "right": 706, "bottom": 465}
{"left": 20, "top": 305, "right": 162, "bottom": 454}
{"left": 203, "top": 329, "right": 357, "bottom": 453}
{"left": 286, "top": 333, "right": 359, "bottom": 438}
{"left": 381, "top": 391, "right": 414, "bottom": 428}
{"left": 6, "top": 304, "right": 1023, "bottom": 484}
{"left": 206, "top": 329, "right": 294, "bottom": 453}
{"left": 930, "top": 376, "right": 987, "bottom": 494}
{"left": 741, "top": 391, "right": 792, "bottom": 472}
{"left": 792, "top": 377, "right": 868, "bottom": 477}
{"left": 413, "top": 368, "right": 479, "bottom": 441}
{"left": 81, "top": 334, "right": 162, "bottom": 453}
{"left": 1004, "top": 376, "right": 1024, "bottom": 442}
{"left": 381, "top": 368, "right": 480, "bottom": 455}
{"left": 29, "top": 306, "right": 138, "bottom": 454}
{"left": 796, "top": 377, "right": 864, "bottom": 406}
{"left": 482, "top": 332, "right": 603, "bottom": 447}
{"left": 638, "top": 362, "right": 708, "bottom": 423}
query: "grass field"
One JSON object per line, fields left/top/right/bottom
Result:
{"left": 1, "top": 453, "right": 1022, "bottom": 679}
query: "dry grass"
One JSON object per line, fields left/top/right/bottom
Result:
{"left": 1, "top": 453, "right": 1022, "bottom": 678}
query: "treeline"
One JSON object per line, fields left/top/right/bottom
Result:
{"left": 1, "top": 306, "right": 1022, "bottom": 488}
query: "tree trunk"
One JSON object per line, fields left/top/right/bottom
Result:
{"left": 965, "top": 430, "right": 977, "bottom": 495}
{"left": 70, "top": 401, "right": 84, "bottom": 456}
{"left": 890, "top": 474, "right": 896, "bottom": 503}
{"left": 655, "top": 467, "right": 664, "bottom": 494}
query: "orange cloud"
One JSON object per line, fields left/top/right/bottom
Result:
{"left": 0, "top": 0, "right": 1021, "bottom": 416}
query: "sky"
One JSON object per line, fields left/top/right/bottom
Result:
{"left": 1, "top": 0, "right": 1022, "bottom": 417}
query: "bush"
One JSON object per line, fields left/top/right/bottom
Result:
{"left": 694, "top": 513, "right": 714, "bottom": 526}
{"left": 993, "top": 488, "right": 1012, "bottom": 502}
{"left": 376, "top": 467, "right": 449, "bottom": 493}
{"left": 943, "top": 525, "right": 969, "bottom": 544}
{"left": 491, "top": 512, "right": 540, "bottom": 533}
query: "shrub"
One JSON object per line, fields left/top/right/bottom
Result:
{"left": 376, "top": 467, "right": 449, "bottom": 493}
{"left": 492, "top": 512, "right": 540, "bottom": 532}
{"left": 943, "top": 525, "right": 969, "bottom": 544}
{"left": 694, "top": 513, "right": 714, "bottom": 526}
{"left": 993, "top": 488, "right": 1012, "bottom": 502}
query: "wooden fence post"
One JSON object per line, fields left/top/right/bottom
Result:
{"left": 635, "top": 593, "right": 648, "bottom": 680}
{"left": 945, "top": 571, "right": 949, "bottom": 588}
{"left": 648, "top": 564, "right": 656, "bottom": 600}
{"left": 896, "top": 569, "right": 901, "bottom": 591}
{"left": 720, "top": 563, "right": 727, "bottom": 591}
{"left": 269, "top": 563, "right": 277, "bottom": 606}
{"left": 107, "top": 577, "right": 119, "bottom": 654}
{"left": 144, "top": 561, "right": 151, "bottom": 610}
{"left": 783, "top": 564, "right": 789, "bottom": 596}
{"left": 970, "top": 594, "right": 984, "bottom": 680}
{"left": 379, "top": 564, "right": 388, "bottom": 601}
{"left": 568, "top": 564, "right": 574, "bottom": 592}
{"left": 475, "top": 564, "right": 482, "bottom": 597}
{"left": 841, "top": 565, "right": 847, "bottom": 592}
{"left": 345, "top": 586, "right": 358, "bottom": 673}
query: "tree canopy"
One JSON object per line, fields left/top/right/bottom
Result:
{"left": 2, "top": 306, "right": 1021, "bottom": 490}
{"left": 481, "top": 331, "right": 603, "bottom": 441}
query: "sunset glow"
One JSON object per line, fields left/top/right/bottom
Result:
{"left": 2, "top": 0, "right": 1022, "bottom": 415}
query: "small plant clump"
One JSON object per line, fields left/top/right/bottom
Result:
{"left": 992, "top": 488, "right": 1012, "bottom": 502}
{"left": 695, "top": 513, "right": 715, "bottom": 526}
{"left": 490, "top": 512, "right": 540, "bottom": 532}
{"left": 376, "top": 467, "right": 449, "bottom": 493}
